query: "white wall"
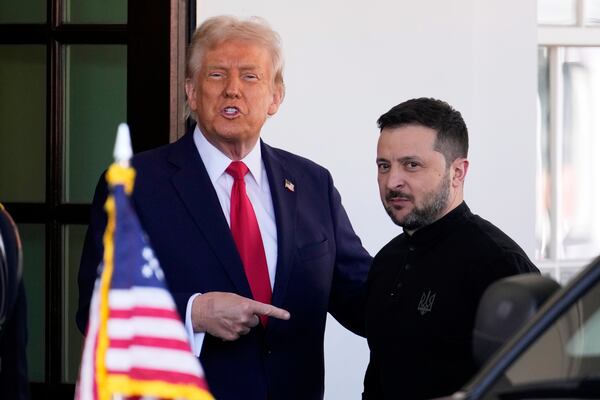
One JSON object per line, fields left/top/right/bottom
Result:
{"left": 196, "top": 1, "right": 537, "bottom": 398}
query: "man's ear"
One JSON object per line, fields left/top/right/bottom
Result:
{"left": 451, "top": 158, "right": 469, "bottom": 187}
{"left": 267, "top": 83, "right": 285, "bottom": 116}
{"left": 185, "top": 79, "right": 197, "bottom": 111}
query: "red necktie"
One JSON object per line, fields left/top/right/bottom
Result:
{"left": 226, "top": 161, "right": 272, "bottom": 326}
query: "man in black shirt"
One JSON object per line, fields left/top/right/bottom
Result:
{"left": 363, "top": 98, "right": 538, "bottom": 400}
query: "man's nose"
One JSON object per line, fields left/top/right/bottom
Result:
{"left": 386, "top": 167, "right": 406, "bottom": 190}
{"left": 224, "top": 76, "right": 241, "bottom": 98}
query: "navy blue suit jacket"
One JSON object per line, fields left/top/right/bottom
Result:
{"left": 77, "top": 132, "right": 372, "bottom": 400}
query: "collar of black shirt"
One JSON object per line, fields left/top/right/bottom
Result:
{"left": 404, "top": 201, "right": 471, "bottom": 248}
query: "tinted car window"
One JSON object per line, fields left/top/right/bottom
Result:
{"left": 485, "top": 281, "right": 600, "bottom": 399}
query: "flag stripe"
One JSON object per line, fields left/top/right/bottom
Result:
{"left": 106, "top": 346, "right": 203, "bottom": 375}
{"left": 109, "top": 287, "right": 176, "bottom": 308}
{"left": 107, "top": 317, "right": 188, "bottom": 341}
{"left": 107, "top": 369, "right": 210, "bottom": 388}
{"left": 110, "top": 336, "right": 191, "bottom": 351}
{"left": 110, "top": 307, "right": 180, "bottom": 320}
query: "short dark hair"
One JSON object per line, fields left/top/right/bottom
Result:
{"left": 377, "top": 97, "right": 469, "bottom": 165}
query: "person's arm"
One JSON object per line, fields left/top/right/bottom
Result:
{"left": 190, "top": 291, "right": 290, "bottom": 341}
{"left": 325, "top": 171, "right": 373, "bottom": 336}
{"left": 469, "top": 251, "right": 540, "bottom": 306}
{"left": 0, "top": 281, "right": 30, "bottom": 400}
{"left": 185, "top": 293, "right": 205, "bottom": 356}
{"left": 362, "top": 354, "right": 385, "bottom": 400}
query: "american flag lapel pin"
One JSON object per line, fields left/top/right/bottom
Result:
{"left": 284, "top": 179, "right": 295, "bottom": 192}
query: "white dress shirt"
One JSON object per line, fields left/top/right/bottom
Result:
{"left": 185, "top": 126, "right": 278, "bottom": 355}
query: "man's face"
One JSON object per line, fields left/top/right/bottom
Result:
{"left": 377, "top": 125, "right": 454, "bottom": 232}
{"left": 186, "top": 39, "right": 283, "bottom": 156}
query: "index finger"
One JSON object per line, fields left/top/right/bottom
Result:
{"left": 250, "top": 301, "right": 290, "bottom": 320}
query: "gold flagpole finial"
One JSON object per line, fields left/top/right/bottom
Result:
{"left": 107, "top": 123, "right": 136, "bottom": 194}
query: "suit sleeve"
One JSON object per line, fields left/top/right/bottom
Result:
{"left": 76, "top": 173, "right": 109, "bottom": 334}
{"left": 0, "top": 281, "right": 29, "bottom": 400}
{"left": 325, "top": 171, "right": 372, "bottom": 336}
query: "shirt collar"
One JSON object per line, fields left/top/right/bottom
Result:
{"left": 193, "top": 125, "right": 264, "bottom": 187}
{"left": 405, "top": 201, "right": 471, "bottom": 246}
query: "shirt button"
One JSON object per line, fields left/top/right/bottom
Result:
{"left": 404, "top": 263, "right": 412, "bottom": 270}
{"left": 389, "top": 291, "right": 395, "bottom": 297}
{"left": 408, "top": 246, "right": 415, "bottom": 251}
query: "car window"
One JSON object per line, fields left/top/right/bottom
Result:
{"left": 484, "top": 281, "right": 600, "bottom": 399}
{"left": 567, "top": 304, "right": 600, "bottom": 357}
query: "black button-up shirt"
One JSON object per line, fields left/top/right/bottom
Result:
{"left": 363, "top": 202, "right": 539, "bottom": 400}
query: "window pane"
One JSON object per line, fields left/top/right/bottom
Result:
{"left": 18, "top": 224, "right": 45, "bottom": 382}
{"left": 538, "top": 0, "right": 577, "bottom": 25}
{"left": 64, "top": 45, "right": 127, "bottom": 203}
{"left": 536, "top": 47, "right": 551, "bottom": 260}
{"left": 587, "top": 0, "right": 600, "bottom": 25}
{"left": 62, "top": 225, "right": 86, "bottom": 383}
{"left": 0, "top": 0, "right": 46, "bottom": 23}
{"left": 560, "top": 48, "right": 600, "bottom": 259}
{"left": 63, "top": 0, "right": 127, "bottom": 24}
{"left": 0, "top": 46, "right": 46, "bottom": 203}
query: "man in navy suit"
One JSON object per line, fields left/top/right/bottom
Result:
{"left": 77, "top": 15, "right": 371, "bottom": 400}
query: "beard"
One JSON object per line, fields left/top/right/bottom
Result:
{"left": 384, "top": 173, "right": 451, "bottom": 231}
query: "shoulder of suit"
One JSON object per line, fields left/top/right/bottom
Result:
{"left": 262, "top": 141, "right": 330, "bottom": 176}
{"left": 130, "top": 137, "right": 182, "bottom": 169}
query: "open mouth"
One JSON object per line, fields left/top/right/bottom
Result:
{"left": 221, "top": 106, "right": 240, "bottom": 118}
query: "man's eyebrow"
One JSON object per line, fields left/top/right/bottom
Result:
{"left": 205, "top": 62, "right": 261, "bottom": 67}
{"left": 397, "top": 156, "right": 420, "bottom": 162}
{"left": 205, "top": 64, "right": 226, "bottom": 70}
{"left": 376, "top": 156, "right": 425, "bottom": 165}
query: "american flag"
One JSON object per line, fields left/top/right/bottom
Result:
{"left": 76, "top": 160, "right": 213, "bottom": 400}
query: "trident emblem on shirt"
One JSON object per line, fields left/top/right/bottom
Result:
{"left": 417, "top": 290, "right": 436, "bottom": 315}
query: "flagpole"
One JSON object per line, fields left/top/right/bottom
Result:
{"left": 96, "top": 124, "right": 136, "bottom": 400}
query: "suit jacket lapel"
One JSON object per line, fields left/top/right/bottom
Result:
{"left": 261, "top": 141, "right": 298, "bottom": 309}
{"left": 167, "top": 133, "right": 252, "bottom": 298}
